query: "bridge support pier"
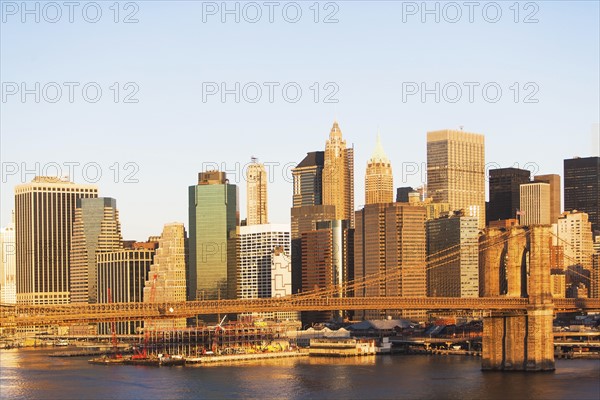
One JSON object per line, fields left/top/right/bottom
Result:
{"left": 482, "top": 306, "right": 554, "bottom": 371}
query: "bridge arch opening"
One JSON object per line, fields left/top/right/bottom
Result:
{"left": 520, "top": 248, "right": 529, "bottom": 298}
{"left": 499, "top": 245, "right": 508, "bottom": 296}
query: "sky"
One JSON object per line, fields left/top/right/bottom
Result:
{"left": 1, "top": 1, "right": 599, "bottom": 240}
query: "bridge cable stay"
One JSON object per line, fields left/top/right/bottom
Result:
{"left": 294, "top": 230, "right": 525, "bottom": 301}
{"left": 291, "top": 229, "right": 529, "bottom": 302}
{"left": 292, "top": 244, "right": 468, "bottom": 301}
{"left": 548, "top": 231, "right": 598, "bottom": 291}
{"left": 288, "top": 237, "right": 475, "bottom": 301}
{"left": 288, "top": 231, "right": 523, "bottom": 301}
{"left": 9, "top": 229, "right": 600, "bottom": 326}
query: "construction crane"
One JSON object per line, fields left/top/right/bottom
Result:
{"left": 132, "top": 273, "right": 157, "bottom": 359}
{"left": 211, "top": 315, "right": 227, "bottom": 354}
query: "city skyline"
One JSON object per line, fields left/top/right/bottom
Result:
{"left": 2, "top": 2, "right": 598, "bottom": 240}
{"left": 2, "top": 123, "right": 598, "bottom": 241}
{"left": 8, "top": 144, "right": 595, "bottom": 308}
{"left": 1, "top": 2, "right": 599, "bottom": 396}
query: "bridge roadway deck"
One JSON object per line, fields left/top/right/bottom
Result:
{"left": 1, "top": 297, "right": 599, "bottom": 327}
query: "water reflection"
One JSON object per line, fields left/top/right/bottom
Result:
{"left": 305, "top": 355, "right": 377, "bottom": 366}
{"left": 0, "top": 349, "right": 598, "bottom": 400}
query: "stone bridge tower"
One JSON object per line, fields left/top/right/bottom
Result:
{"left": 479, "top": 225, "right": 555, "bottom": 371}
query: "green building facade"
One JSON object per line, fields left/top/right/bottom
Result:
{"left": 188, "top": 171, "right": 238, "bottom": 301}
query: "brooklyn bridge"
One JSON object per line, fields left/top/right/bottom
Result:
{"left": 1, "top": 225, "right": 599, "bottom": 371}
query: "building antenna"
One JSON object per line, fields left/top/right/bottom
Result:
{"left": 459, "top": 125, "right": 464, "bottom": 131}
{"left": 251, "top": 156, "right": 258, "bottom": 163}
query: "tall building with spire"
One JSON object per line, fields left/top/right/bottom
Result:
{"left": 246, "top": 158, "right": 268, "bottom": 225}
{"left": 15, "top": 176, "right": 98, "bottom": 305}
{"left": 323, "top": 121, "right": 355, "bottom": 227}
{"left": 70, "top": 198, "right": 123, "bottom": 304}
{"left": 427, "top": 129, "right": 485, "bottom": 229}
{"left": 365, "top": 134, "right": 393, "bottom": 205}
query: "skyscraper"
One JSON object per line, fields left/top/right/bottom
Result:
{"left": 237, "top": 223, "right": 297, "bottom": 320}
{"left": 143, "top": 223, "right": 188, "bottom": 330}
{"left": 290, "top": 205, "right": 336, "bottom": 294}
{"left": 488, "top": 168, "right": 531, "bottom": 223}
{"left": 0, "top": 214, "right": 16, "bottom": 304}
{"left": 238, "top": 224, "right": 290, "bottom": 299}
{"left": 97, "top": 247, "right": 155, "bottom": 335}
{"left": 292, "top": 151, "right": 324, "bottom": 208}
{"left": 553, "top": 211, "right": 594, "bottom": 270}
{"left": 323, "top": 121, "right": 355, "bottom": 227}
{"left": 564, "top": 157, "right": 599, "bottom": 234}
{"left": 534, "top": 174, "right": 561, "bottom": 222}
{"left": 14, "top": 176, "right": 98, "bottom": 305}
{"left": 291, "top": 151, "right": 333, "bottom": 294}
{"left": 301, "top": 220, "right": 353, "bottom": 324}
{"left": 271, "top": 246, "right": 293, "bottom": 298}
{"left": 355, "top": 203, "right": 426, "bottom": 320}
{"left": 396, "top": 187, "right": 416, "bottom": 203}
{"left": 427, "top": 129, "right": 485, "bottom": 229}
{"left": 591, "top": 236, "right": 599, "bottom": 298}
{"left": 271, "top": 247, "right": 299, "bottom": 320}
{"left": 426, "top": 213, "right": 479, "bottom": 298}
{"left": 550, "top": 270, "right": 566, "bottom": 298}
{"left": 519, "top": 182, "right": 551, "bottom": 226}
{"left": 365, "top": 134, "right": 393, "bottom": 205}
{"left": 70, "top": 198, "right": 122, "bottom": 304}
{"left": 246, "top": 158, "right": 268, "bottom": 225}
{"left": 188, "top": 171, "right": 238, "bottom": 301}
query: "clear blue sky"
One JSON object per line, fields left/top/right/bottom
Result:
{"left": 1, "top": 1, "right": 599, "bottom": 240}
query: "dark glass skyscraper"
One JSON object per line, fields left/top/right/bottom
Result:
{"left": 396, "top": 187, "right": 416, "bottom": 203}
{"left": 188, "top": 171, "right": 238, "bottom": 301}
{"left": 97, "top": 248, "right": 154, "bottom": 335}
{"left": 292, "top": 151, "right": 324, "bottom": 207}
{"left": 564, "top": 157, "right": 600, "bottom": 234}
{"left": 291, "top": 151, "right": 327, "bottom": 294}
{"left": 488, "top": 168, "right": 531, "bottom": 223}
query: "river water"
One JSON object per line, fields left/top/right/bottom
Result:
{"left": 1, "top": 348, "right": 599, "bottom": 399}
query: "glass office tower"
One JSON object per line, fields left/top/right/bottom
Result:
{"left": 188, "top": 171, "right": 238, "bottom": 301}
